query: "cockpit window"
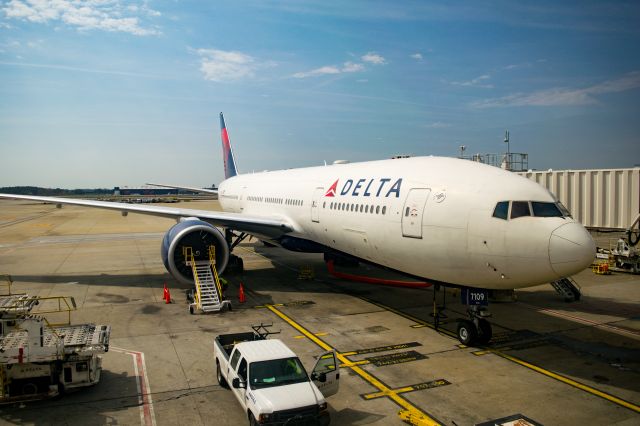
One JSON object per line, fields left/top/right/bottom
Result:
{"left": 531, "top": 202, "right": 562, "bottom": 217}
{"left": 510, "top": 201, "right": 531, "bottom": 219}
{"left": 492, "top": 201, "right": 509, "bottom": 220}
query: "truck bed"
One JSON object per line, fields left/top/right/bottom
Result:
{"left": 215, "top": 332, "right": 262, "bottom": 359}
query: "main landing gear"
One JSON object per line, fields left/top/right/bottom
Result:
{"left": 431, "top": 285, "right": 493, "bottom": 346}
{"left": 224, "top": 229, "right": 247, "bottom": 274}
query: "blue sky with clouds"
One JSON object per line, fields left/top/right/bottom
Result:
{"left": 1, "top": 1, "right": 639, "bottom": 188}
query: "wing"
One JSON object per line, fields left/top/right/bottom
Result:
{"left": 145, "top": 183, "right": 218, "bottom": 195}
{"left": 0, "top": 193, "right": 292, "bottom": 239}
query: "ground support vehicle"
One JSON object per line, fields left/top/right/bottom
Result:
{"left": 214, "top": 325, "right": 339, "bottom": 425}
{"left": 0, "top": 294, "right": 110, "bottom": 403}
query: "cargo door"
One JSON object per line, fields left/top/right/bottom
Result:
{"left": 401, "top": 188, "right": 431, "bottom": 238}
{"left": 311, "top": 350, "right": 339, "bottom": 398}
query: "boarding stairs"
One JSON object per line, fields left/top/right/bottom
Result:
{"left": 551, "top": 277, "right": 581, "bottom": 302}
{"left": 184, "top": 246, "right": 230, "bottom": 314}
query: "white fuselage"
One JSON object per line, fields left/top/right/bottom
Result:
{"left": 217, "top": 156, "right": 595, "bottom": 290}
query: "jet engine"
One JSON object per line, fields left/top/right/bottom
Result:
{"left": 161, "top": 219, "right": 229, "bottom": 285}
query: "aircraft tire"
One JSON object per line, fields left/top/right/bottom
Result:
{"left": 477, "top": 319, "right": 492, "bottom": 345}
{"left": 457, "top": 320, "right": 477, "bottom": 346}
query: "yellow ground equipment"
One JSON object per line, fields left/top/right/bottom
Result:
{"left": 184, "top": 246, "right": 230, "bottom": 314}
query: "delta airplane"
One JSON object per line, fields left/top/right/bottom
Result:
{"left": 0, "top": 113, "right": 595, "bottom": 345}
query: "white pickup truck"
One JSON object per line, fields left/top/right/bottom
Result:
{"left": 214, "top": 327, "right": 339, "bottom": 425}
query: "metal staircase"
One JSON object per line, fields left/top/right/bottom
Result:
{"left": 184, "top": 246, "right": 230, "bottom": 314}
{"left": 551, "top": 277, "right": 581, "bottom": 302}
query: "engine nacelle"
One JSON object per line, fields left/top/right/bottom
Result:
{"left": 161, "top": 219, "right": 229, "bottom": 285}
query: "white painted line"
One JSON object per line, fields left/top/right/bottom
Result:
{"left": 111, "top": 347, "right": 157, "bottom": 426}
{"left": 519, "top": 303, "right": 640, "bottom": 339}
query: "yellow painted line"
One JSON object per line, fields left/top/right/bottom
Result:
{"left": 341, "top": 351, "right": 357, "bottom": 356}
{"left": 492, "top": 350, "right": 640, "bottom": 413}
{"left": 472, "top": 350, "right": 490, "bottom": 356}
{"left": 294, "top": 332, "right": 328, "bottom": 339}
{"left": 364, "top": 386, "right": 415, "bottom": 400}
{"left": 254, "top": 303, "right": 284, "bottom": 308}
{"left": 265, "top": 305, "right": 442, "bottom": 426}
{"left": 339, "top": 360, "right": 370, "bottom": 368}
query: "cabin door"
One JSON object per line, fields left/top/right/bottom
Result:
{"left": 311, "top": 187, "right": 323, "bottom": 223}
{"left": 401, "top": 188, "right": 431, "bottom": 238}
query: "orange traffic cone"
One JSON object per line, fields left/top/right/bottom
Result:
{"left": 238, "top": 282, "right": 246, "bottom": 304}
{"left": 163, "top": 283, "right": 171, "bottom": 304}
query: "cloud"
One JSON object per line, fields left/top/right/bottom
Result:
{"left": 293, "top": 61, "right": 364, "bottom": 78}
{"left": 2, "top": 0, "right": 161, "bottom": 36}
{"left": 342, "top": 61, "right": 364, "bottom": 73}
{"left": 472, "top": 71, "right": 640, "bottom": 108}
{"left": 361, "top": 52, "right": 386, "bottom": 65}
{"left": 451, "top": 74, "right": 493, "bottom": 88}
{"left": 424, "top": 122, "right": 451, "bottom": 128}
{"left": 410, "top": 53, "right": 423, "bottom": 60}
{"left": 197, "top": 49, "right": 258, "bottom": 82}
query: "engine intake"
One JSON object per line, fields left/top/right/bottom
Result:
{"left": 161, "top": 219, "right": 229, "bottom": 285}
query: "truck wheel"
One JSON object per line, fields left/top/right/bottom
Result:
{"left": 216, "top": 361, "right": 228, "bottom": 389}
{"left": 249, "top": 413, "right": 259, "bottom": 426}
{"left": 22, "top": 382, "right": 38, "bottom": 395}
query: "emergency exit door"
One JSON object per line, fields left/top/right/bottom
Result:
{"left": 401, "top": 188, "right": 431, "bottom": 238}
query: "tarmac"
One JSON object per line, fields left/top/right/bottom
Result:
{"left": 0, "top": 199, "right": 638, "bottom": 426}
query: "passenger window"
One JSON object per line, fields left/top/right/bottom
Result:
{"left": 510, "top": 201, "right": 531, "bottom": 219}
{"left": 376, "top": 206, "right": 380, "bottom": 214}
{"left": 237, "top": 358, "right": 247, "bottom": 382}
{"left": 492, "top": 201, "right": 509, "bottom": 220}
{"left": 531, "top": 202, "right": 562, "bottom": 217}
{"left": 404, "top": 207, "right": 409, "bottom": 216}
{"left": 230, "top": 350, "right": 241, "bottom": 370}
{"left": 360, "top": 205, "right": 363, "bottom": 213}
{"left": 382, "top": 206, "right": 386, "bottom": 215}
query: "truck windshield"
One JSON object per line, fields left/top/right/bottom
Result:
{"left": 249, "top": 357, "right": 309, "bottom": 390}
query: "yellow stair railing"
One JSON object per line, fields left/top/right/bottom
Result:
{"left": 208, "top": 246, "right": 224, "bottom": 298}
{"left": 183, "top": 246, "right": 202, "bottom": 309}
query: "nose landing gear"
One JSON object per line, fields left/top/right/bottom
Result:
{"left": 456, "top": 305, "right": 492, "bottom": 346}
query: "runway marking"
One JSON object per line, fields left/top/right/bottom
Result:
{"left": 342, "top": 341, "right": 422, "bottom": 356}
{"left": 111, "top": 347, "right": 157, "bottom": 426}
{"left": 366, "top": 350, "right": 427, "bottom": 367}
{"left": 362, "top": 379, "right": 451, "bottom": 400}
{"left": 265, "top": 304, "right": 443, "bottom": 426}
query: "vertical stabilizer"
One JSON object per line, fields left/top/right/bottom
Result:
{"left": 220, "top": 112, "right": 238, "bottom": 179}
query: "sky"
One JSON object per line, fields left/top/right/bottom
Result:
{"left": 1, "top": 0, "right": 639, "bottom": 188}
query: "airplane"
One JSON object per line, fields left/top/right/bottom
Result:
{"left": 0, "top": 113, "right": 596, "bottom": 345}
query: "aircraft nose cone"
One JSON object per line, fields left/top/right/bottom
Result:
{"left": 549, "top": 222, "right": 596, "bottom": 278}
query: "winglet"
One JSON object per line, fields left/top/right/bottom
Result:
{"left": 220, "top": 112, "right": 238, "bottom": 179}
